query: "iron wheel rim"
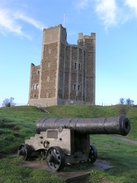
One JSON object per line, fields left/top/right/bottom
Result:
{"left": 46, "top": 146, "right": 65, "bottom": 171}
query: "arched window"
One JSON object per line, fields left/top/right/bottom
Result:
{"left": 32, "top": 84, "right": 38, "bottom": 90}
{"left": 73, "top": 84, "right": 76, "bottom": 90}
{"left": 79, "top": 64, "right": 81, "bottom": 70}
{"left": 74, "top": 63, "right": 77, "bottom": 69}
{"left": 36, "top": 84, "right": 39, "bottom": 90}
{"left": 78, "top": 85, "right": 80, "bottom": 90}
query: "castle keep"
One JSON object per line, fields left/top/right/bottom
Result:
{"left": 28, "top": 24, "right": 96, "bottom": 107}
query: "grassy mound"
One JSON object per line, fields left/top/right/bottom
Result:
{"left": 0, "top": 105, "right": 137, "bottom": 183}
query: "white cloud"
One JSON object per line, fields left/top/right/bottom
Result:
{"left": 95, "top": 0, "right": 117, "bottom": 29}
{"left": 76, "top": 0, "right": 92, "bottom": 9}
{"left": 0, "top": 9, "right": 24, "bottom": 36}
{"left": 76, "top": 0, "right": 137, "bottom": 30}
{"left": 125, "top": 0, "right": 137, "bottom": 15}
{"left": 76, "top": 0, "right": 118, "bottom": 29}
{"left": 14, "top": 11, "right": 45, "bottom": 30}
{"left": 0, "top": 8, "right": 45, "bottom": 38}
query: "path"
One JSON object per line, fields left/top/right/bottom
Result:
{"left": 114, "top": 136, "right": 137, "bottom": 145}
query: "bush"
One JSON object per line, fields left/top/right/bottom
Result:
{"left": 117, "top": 105, "right": 128, "bottom": 115}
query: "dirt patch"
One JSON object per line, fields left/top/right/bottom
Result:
{"left": 23, "top": 159, "right": 113, "bottom": 172}
{"left": 23, "top": 159, "right": 114, "bottom": 183}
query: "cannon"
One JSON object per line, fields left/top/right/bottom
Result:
{"left": 18, "top": 115, "right": 130, "bottom": 171}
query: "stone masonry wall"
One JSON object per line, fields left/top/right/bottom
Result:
{"left": 70, "top": 47, "right": 77, "bottom": 100}
{"left": 78, "top": 35, "right": 95, "bottom": 104}
{"left": 28, "top": 25, "right": 95, "bottom": 107}
{"left": 85, "top": 38, "right": 95, "bottom": 103}
{"left": 58, "top": 43, "right": 65, "bottom": 99}
{"left": 78, "top": 48, "right": 83, "bottom": 101}
{"left": 40, "top": 42, "right": 58, "bottom": 98}
{"left": 64, "top": 46, "right": 70, "bottom": 99}
{"left": 29, "top": 64, "right": 40, "bottom": 99}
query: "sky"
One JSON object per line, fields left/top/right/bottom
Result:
{"left": 0, "top": 0, "right": 137, "bottom": 106}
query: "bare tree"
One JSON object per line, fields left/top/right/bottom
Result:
{"left": 2, "top": 97, "right": 16, "bottom": 107}
{"left": 126, "top": 98, "right": 134, "bottom": 106}
{"left": 119, "top": 98, "right": 125, "bottom": 105}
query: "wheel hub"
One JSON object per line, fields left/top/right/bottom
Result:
{"left": 47, "top": 154, "right": 59, "bottom": 164}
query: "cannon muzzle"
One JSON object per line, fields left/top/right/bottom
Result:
{"left": 36, "top": 115, "right": 130, "bottom": 136}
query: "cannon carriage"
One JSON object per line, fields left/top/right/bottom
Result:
{"left": 18, "top": 115, "right": 130, "bottom": 171}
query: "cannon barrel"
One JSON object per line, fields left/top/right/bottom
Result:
{"left": 36, "top": 115, "right": 130, "bottom": 136}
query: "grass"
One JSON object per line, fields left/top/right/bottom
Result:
{"left": 0, "top": 156, "right": 64, "bottom": 183}
{"left": 0, "top": 104, "right": 137, "bottom": 182}
{"left": 89, "top": 135, "right": 137, "bottom": 183}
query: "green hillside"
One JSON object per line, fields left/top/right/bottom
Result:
{"left": 0, "top": 105, "right": 137, "bottom": 155}
{"left": 0, "top": 105, "right": 137, "bottom": 183}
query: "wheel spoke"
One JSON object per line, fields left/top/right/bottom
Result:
{"left": 89, "top": 144, "right": 97, "bottom": 164}
{"left": 18, "top": 144, "right": 32, "bottom": 160}
{"left": 46, "top": 146, "right": 65, "bottom": 171}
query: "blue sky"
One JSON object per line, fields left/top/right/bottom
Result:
{"left": 0, "top": 0, "right": 137, "bottom": 106}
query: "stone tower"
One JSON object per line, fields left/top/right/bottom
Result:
{"left": 28, "top": 24, "right": 96, "bottom": 107}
